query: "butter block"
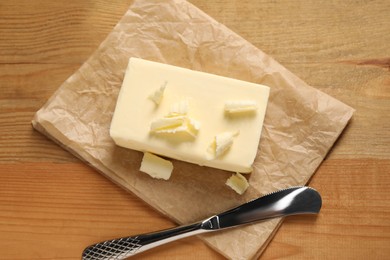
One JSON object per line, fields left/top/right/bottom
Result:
{"left": 110, "top": 58, "right": 270, "bottom": 173}
{"left": 140, "top": 152, "right": 173, "bottom": 180}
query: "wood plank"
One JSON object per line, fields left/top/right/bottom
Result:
{"left": 0, "top": 0, "right": 133, "bottom": 64}
{"left": 0, "top": 64, "right": 79, "bottom": 108}
{"left": 0, "top": 64, "right": 79, "bottom": 162}
{"left": 1, "top": 0, "right": 389, "bottom": 259}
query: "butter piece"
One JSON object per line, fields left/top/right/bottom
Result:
{"left": 150, "top": 116, "right": 187, "bottom": 131}
{"left": 149, "top": 81, "right": 167, "bottom": 105}
{"left": 140, "top": 152, "right": 173, "bottom": 180}
{"left": 110, "top": 58, "right": 270, "bottom": 173}
{"left": 225, "top": 100, "right": 257, "bottom": 114}
{"left": 226, "top": 173, "right": 249, "bottom": 195}
{"left": 209, "top": 131, "right": 239, "bottom": 159}
{"left": 150, "top": 116, "right": 200, "bottom": 137}
{"left": 167, "top": 100, "right": 189, "bottom": 117}
{"left": 154, "top": 120, "right": 199, "bottom": 137}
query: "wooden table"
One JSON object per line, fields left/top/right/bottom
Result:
{"left": 1, "top": 1, "right": 389, "bottom": 259}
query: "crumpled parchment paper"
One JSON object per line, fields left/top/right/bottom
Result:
{"left": 32, "top": 0, "right": 354, "bottom": 259}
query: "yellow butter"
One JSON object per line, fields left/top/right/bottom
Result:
{"left": 226, "top": 173, "right": 249, "bottom": 195}
{"left": 149, "top": 81, "right": 167, "bottom": 105}
{"left": 139, "top": 152, "right": 173, "bottom": 180}
{"left": 224, "top": 100, "right": 257, "bottom": 114}
{"left": 150, "top": 116, "right": 187, "bottom": 131}
{"left": 110, "top": 58, "right": 270, "bottom": 173}
{"left": 208, "top": 131, "right": 239, "bottom": 159}
{"left": 167, "top": 100, "right": 189, "bottom": 117}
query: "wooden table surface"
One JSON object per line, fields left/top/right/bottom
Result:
{"left": 1, "top": 0, "right": 389, "bottom": 259}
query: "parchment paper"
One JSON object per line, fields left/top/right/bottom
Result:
{"left": 32, "top": 0, "right": 354, "bottom": 259}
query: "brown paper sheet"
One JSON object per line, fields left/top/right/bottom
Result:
{"left": 32, "top": 0, "right": 354, "bottom": 259}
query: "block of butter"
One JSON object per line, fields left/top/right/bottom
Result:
{"left": 110, "top": 58, "right": 269, "bottom": 173}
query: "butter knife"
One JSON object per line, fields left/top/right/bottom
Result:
{"left": 82, "top": 186, "right": 321, "bottom": 259}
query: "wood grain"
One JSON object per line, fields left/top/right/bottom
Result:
{"left": 0, "top": 0, "right": 389, "bottom": 259}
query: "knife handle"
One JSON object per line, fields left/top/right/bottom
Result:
{"left": 81, "top": 219, "right": 214, "bottom": 259}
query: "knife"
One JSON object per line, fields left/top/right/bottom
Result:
{"left": 82, "top": 186, "right": 321, "bottom": 259}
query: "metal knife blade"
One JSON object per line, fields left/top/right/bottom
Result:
{"left": 213, "top": 186, "right": 322, "bottom": 229}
